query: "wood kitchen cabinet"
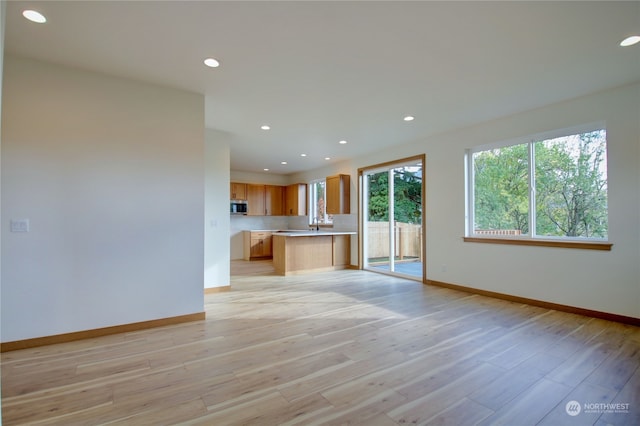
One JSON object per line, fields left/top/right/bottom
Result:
{"left": 246, "top": 184, "right": 265, "bottom": 216}
{"left": 230, "top": 182, "right": 247, "bottom": 200}
{"left": 332, "top": 234, "right": 350, "bottom": 266}
{"left": 265, "top": 185, "right": 284, "bottom": 216}
{"left": 243, "top": 231, "right": 273, "bottom": 260}
{"left": 285, "top": 183, "right": 307, "bottom": 216}
{"left": 247, "top": 184, "right": 284, "bottom": 216}
{"left": 272, "top": 232, "right": 353, "bottom": 275}
{"left": 326, "top": 174, "right": 350, "bottom": 214}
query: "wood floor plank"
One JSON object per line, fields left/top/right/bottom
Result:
{"left": 2, "top": 263, "right": 639, "bottom": 425}
{"left": 468, "top": 363, "right": 545, "bottom": 412}
{"left": 105, "top": 398, "right": 208, "bottom": 426}
{"left": 277, "top": 349, "right": 406, "bottom": 403}
{"left": 546, "top": 341, "right": 612, "bottom": 387}
{"left": 537, "top": 381, "right": 617, "bottom": 426}
{"left": 1, "top": 385, "right": 114, "bottom": 425}
{"left": 477, "top": 378, "right": 573, "bottom": 426}
{"left": 423, "top": 397, "right": 494, "bottom": 426}
{"left": 313, "top": 387, "right": 408, "bottom": 425}
{"left": 188, "top": 391, "right": 291, "bottom": 425}
{"left": 585, "top": 340, "right": 640, "bottom": 392}
{"left": 388, "top": 362, "right": 505, "bottom": 424}
{"left": 597, "top": 365, "right": 640, "bottom": 426}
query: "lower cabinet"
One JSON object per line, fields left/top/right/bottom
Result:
{"left": 243, "top": 231, "right": 273, "bottom": 260}
{"left": 332, "top": 235, "right": 350, "bottom": 266}
{"left": 272, "top": 234, "right": 352, "bottom": 275}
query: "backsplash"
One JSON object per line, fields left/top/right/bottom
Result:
{"left": 331, "top": 214, "right": 357, "bottom": 231}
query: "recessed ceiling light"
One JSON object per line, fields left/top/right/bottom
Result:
{"left": 203, "top": 58, "right": 220, "bottom": 68}
{"left": 620, "top": 35, "right": 640, "bottom": 47}
{"left": 403, "top": 116, "right": 415, "bottom": 122}
{"left": 263, "top": 168, "right": 270, "bottom": 171}
{"left": 339, "top": 140, "right": 347, "bottom": 144}
{"left": 325, "top": 157, "right": 331, "bottom": 161}
{"left": 23, "top": 10, "right": 47, "bottom": 23}
{"left": 281, "top": 161, "right": 287, "bottom": 165}
{"left": 261, "top": 125, "right": 270, "bottom": 130}
{"left": 300, "top": 153, "right": 307, "bottom": 157}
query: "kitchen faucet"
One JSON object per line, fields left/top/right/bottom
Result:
{"left": 314, "top": 217, "right": 319, "bottom": 231}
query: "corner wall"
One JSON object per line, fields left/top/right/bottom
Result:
{"left": 1, "top": 56, "right": 205, "bottom": 342}
{"left": 205, "top": 129, "right": 230, "bottom": 287}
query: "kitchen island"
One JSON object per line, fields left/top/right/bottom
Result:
{"left": 272, "top": 230, "right": 355, "bottom": 276}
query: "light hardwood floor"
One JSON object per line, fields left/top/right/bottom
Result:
{"left": 2, "top": 261, "right": 639, "bottom": 425}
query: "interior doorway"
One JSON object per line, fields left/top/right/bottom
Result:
{"left": 359, "top": 155, "right": 425, "bottom": 282}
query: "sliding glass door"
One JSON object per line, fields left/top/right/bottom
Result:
{"left": 360, "top": 156, "right": 425, "bottom": 281}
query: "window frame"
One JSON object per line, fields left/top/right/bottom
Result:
{"left": 464, "top": 122, "right": 612, "bottom": 250}
{"left": 308, "top": 178, "right": 333, "bottom": 226}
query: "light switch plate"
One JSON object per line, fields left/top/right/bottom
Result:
{"left": 10, "top": 219, "right": 30, "bottom": 233}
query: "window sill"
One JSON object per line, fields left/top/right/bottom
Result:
{"left": 463, "top": 237, "right": 612, "bottom": 251}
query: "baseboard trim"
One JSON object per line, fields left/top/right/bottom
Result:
{"left": 426, "top": 279, "right": 640, "bottom": 327}
{"left": 205, "top": 285, "right": 231, "bottom": 294}
{"left": 1, "top": 312, "right": 206, "bottom": 353}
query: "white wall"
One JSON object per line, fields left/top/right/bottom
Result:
{"left": 230, "top": 170, "right": 289, "bottom": 186}
{"left": 1, "top": 56, "right": 205, "bottom": 342}
{"left": 291, "top": 83, "right": 640, "bottom": 319}
{"left": 205, "top": 130, "right": 230, "bottom": 287}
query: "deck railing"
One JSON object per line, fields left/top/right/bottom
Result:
{"left": 367, "top": 221, "right": 422, "bottom": 260}
{"left": 474, "top": 229, "right": 522, "bottom": 236}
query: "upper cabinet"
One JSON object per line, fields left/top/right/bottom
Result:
{"left": 230, "top": 182, "right": 247, "bottom": 200}
{"left": 247, "top": 184, "right": 285, "bottom": 216}
{"left": 265, "top": 185, "right": 285, "bottom": 216}
{"left": 285, "top": 183, "right": 307, "bottom": 216}
{"left": 326, "top": 174, "right": 350, "bottom": 214}
{"left": 246, "top": 184, "right": 266, "bottom": 216}
{"left": 231, "top": 181, "right": 307, "bottom": 216}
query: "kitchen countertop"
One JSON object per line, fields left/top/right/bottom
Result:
{"left": 273, "top": 230, "right": 356, "bottom": 237}
{"left": 245, "top": 229, "right": 356, "bottom": 237}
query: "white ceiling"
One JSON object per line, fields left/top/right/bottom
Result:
{"left": 5, "top": 1, "right": 639, "bottom": 175}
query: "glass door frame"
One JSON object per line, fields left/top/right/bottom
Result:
{"left": 358, "top": 154, "right": 426, "bottom": 283}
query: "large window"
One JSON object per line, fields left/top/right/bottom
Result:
{"left": 467, "top": 125, "right": 608, "bottom": 241}
{"left": 309, "top": 179, "right": 332, "bottom": 225}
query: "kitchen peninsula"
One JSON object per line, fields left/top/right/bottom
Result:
{"left": 272, "top": 230, "right": 355, "bottom": 276}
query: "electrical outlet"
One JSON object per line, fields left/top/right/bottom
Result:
{"left": 10, "top": 219, "right": 30, "bottom": 233}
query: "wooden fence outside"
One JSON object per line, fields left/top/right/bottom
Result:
{"left": 474, "top": 229, "right": 522, "bottom": 236}
{"left": 367, "top": 221, "right": 422, "bottom": 261}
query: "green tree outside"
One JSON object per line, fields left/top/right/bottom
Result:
{"left": 473, "top": 144, "right": 529, "bottom": 233}
{"left": 368, "top": 167, "right": 422, "bottom": 224}
{"left": 473, "top": 129, "right": 607, "bottom": 238}
{"left": 534, "top": 130, "right": 607, "bottom": 238}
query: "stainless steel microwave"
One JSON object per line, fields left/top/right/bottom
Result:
{"left": 230, "top": 201, "right": 248, "bottom": 215}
